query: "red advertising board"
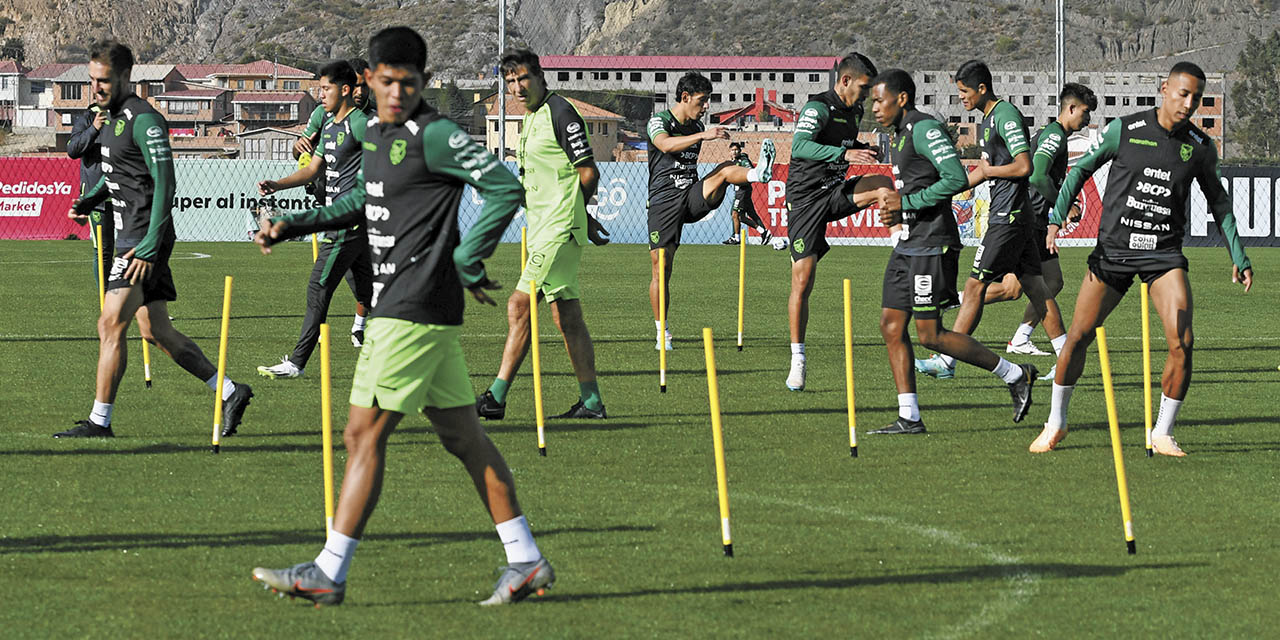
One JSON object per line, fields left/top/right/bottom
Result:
{"left": 0, "top": 157, "right": 85, "bottom": 240}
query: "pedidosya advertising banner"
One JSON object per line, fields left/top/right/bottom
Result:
{"left": 0, "top": 158, "right": 83, "bottom": 240}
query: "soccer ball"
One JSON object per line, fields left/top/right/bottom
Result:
{"left": 769, "top": 236, "right": 790, "bottom": 251}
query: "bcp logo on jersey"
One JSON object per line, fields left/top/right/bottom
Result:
{"left": 389, "top": 139, "right": 407, "bottom": 165}
{"left": 114, "top": 120, "right": 125, "bottom": 136}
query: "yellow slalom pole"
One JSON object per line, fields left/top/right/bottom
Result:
{"left": 521, "top": 226, "right": 528, "bottom": 273}
{"left": 320, "top": 324, "right": 335, "bottom": 536}
{"left": 703, "top": 328, "right": 733, "bottom": 557}
{"left": 1097, "top": 327, "right": 1137, "bottom": 555}
{"left": 311, "top": 234, "right": 319, "bottom": 262}
{"left": 659, "top": 247, "right": 667, "bottom": 393}
{"left": 530, "top": 280, "right": 546, "bottom": 456}
{"left": 141, "top": 337, "right": 153, "bottom": 389}
{"left": 843, "top": 279, "right": 858, "bottom": 457}
{"left": 211, "top": 275, "right": 233, "bottom": 454}
{"left": 1141, "top": 283, "right": 1153, "bottom": 458}
{"left": 95, "top": 223, "right": 105, "bottom": 311}
{"left": 736, "top": 224, "right": 746, "bottom": 352}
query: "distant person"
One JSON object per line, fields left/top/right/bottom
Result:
{"left": 67, "top": 103, "right": 113, "bottom": 293}
{"left": 721, "top": 140, "right": 773, "bottom": 246}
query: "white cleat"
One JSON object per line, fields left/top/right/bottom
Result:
{"left": 655, "top": 332, "right": 673, "bottom": 351}
{"left": 1007, "top": 340, "right": 1052, "bottom": 356}
{"left": 755, "top": 138, "right": 776, "bottom": 182}
{"left": 257, "top": 358, "right": 303, "bottom": 379}
{"left": 1152, "top": 435, "right": 1187, "bottom": 457}
{"left": 786, "top": 356, "right": 806, "bottom": 391}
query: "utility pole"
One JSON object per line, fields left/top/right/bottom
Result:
{"left": 1055, "top": 0, "right": 1065, "bottom": 89}
{"left": 497, "top": 0, "right": 507, "bottom": 158}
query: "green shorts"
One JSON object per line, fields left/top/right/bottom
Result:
{"left": 516, "top": 239, "right": 582, "bottom": 302}
{"left": 349, "top": 318, "right": 474, "bottom": 413}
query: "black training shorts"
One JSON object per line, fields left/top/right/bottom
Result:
{"left": 1086, "top": 249, "right": 1189, "bottom": 295}
{"left": 105, "top": 241, "right": 177, "bottom": 304}
{"left": 882, "top": 248, "right": 960, "bottom": 320}
{"left": 970, "top": 223, "right": 1041, "bottom": 282}
{"left": 787, "top": 177, "right": 861, "bottom": 263}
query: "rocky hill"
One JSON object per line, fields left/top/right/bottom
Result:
{"left": 0, "top": 0, "right": 1276, "bottom": 75}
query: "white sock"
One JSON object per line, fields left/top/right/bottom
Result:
{"left": 90, "top": 401, "right": 113, "bottom": 427}
{"left": 1152, "top": 394, "right": 1183, "bottom": 438}
{"left": 993, "top": 357, "right": 1023, "bottom": 384}
{"left": 314, "top": 530, "right": 359, "bottom": 583}
{"left": 205, "top": 375, "right": 237, "bottom": 401}
{"left": 729, "top": 234, "right": 739, "bottom": 241}
{"left": 938, "top": 353, "right": 956, "bottom": 368}
{"left": 791, "top": 343, "right": 805, "bottom": 357}
{"left": 746, "top": 167, "right": 762, "bottom": 182}
{"left": 1047, "top": 383, "right": 1074, "bottom": 430}
{"left": 897, "top": 393, "right": 920, "bottom": 422}
{"left": 496, "top": 515, "right": 542, "bottom": 564}
{"left": 1050, "top": 334, "right": 1067, "bottom": 356}
{"left": 1012, "top": 323, "right": 1034, "bottom": 344}
{"left": 352, "top": 314, "right": 366, "bottom": 331}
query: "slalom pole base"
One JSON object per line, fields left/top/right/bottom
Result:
{"left": 211, "top": 444, "right": 220, "bottom": 454}
{"left": 145, "top": 380, "right": 152, "bottom": 389}
{"left": 538, "top": 446, "right": 546, "bottom": 457}
{"left": 1126, "top": 539, "right": 1136, "bottom": 555}
{"left": 723, "top": 543, "right": 734, "bottom": 558}
{"left": 1145, "top": 448, "right": 1153, "bottom": 458}
{"left": 850, "top": 446, "right": 858, "bottom": 458}
{"left": 660, "top": 384, "right": 667, "bottom": 393}
{"left": 737, "top": 345, "right": 743, "bottom": 352}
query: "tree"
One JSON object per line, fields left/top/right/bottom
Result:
{"left": 1231, "top": 30, "right": 1280, "bottom": 160}
{"left": 1, "top": 37, "right": 24, "bottom": 64}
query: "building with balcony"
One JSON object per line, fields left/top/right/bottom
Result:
{"left": 177, "top": 61, "right": 315, "bottom": 93}
{"left": 231, "top": 91, "right": 316, "bottom": 131}
{"left": 236, "top": 124, "right": 306, "bottom": 160}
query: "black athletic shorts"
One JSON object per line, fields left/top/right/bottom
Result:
{"left": 787, "top": 177, "right": 862, "bottom": 262}
{"left": 882, "top": 248, "right": 959, "bottom": 320}
{"left": 1087, "top": 250, "right": 1188, "bottom": 295}
{"left": 970, "top": 223, "right": 1041, "bottom": 282}
{"left": 105, "top": 241, "right": 177, "bottom": 304}
{"left": 647, "top": 162, "right": 735, "bottom": 250}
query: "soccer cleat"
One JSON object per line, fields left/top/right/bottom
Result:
{"left": 758, "top": 227, "right": 772, "bottom": 246}
{"left": 914, "top": 354, "right": 955, "bottom": 379}
{"left": 1152, "top": 435, "right": 1187, "bottom": 457}
{"left": 786, "top": 356, "right": 806, "bottom": 391}
{"left": 1008, "top": 363, "right": 1038, "bottom": 423}
{"left": 769, "top": 236, "right": 789, "bottom": 251}
{"left": 869, "top": 417, "right": 927, "bottom": 435}
{"left": 478, "top": 557, "right": 555, "bottom": 606}
{"left": 251, "top": 561, "right": 345, "bottom": 607}
{"left": 1038, "top": 364, "right": 1057, "bottom": 381}
{"left": 257, "top": 358, "right": 303, "bottom": 379}
{"left": 655, "top": 332, "right": 673, "bottom": 351}
{"left": 475, "top": 390, "right": 506, "bottom": 420}
{"left": 1007, "top": 340, "right": 1052, "bottom": 356}
{"left": 53, "top": 419, "right": 114, "bottom": 439}
{"left": 1029, "top": 424, "right": 1067, "bottom": 453}
{"left": 755, "top": 138, "right": 776, "bottom": 182}
{"left": 350, "top": 330, "right": 364, "bottom": 348}
{"left": 220, "top": 383, "right": 254, "bottom": 437}
{"left": 552, "top": 400, "right": 606, "bottom": 419}
{"left": 721, "top": 236, "right": 740, "bottom": 245}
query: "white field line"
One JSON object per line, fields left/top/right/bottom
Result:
{"left": 0, "top": 252, "right": 213, "bottom": 265}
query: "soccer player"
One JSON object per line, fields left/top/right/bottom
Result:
{"left": 783, "top": 52, "right": 896, "bottom": 391}
{"left": 1002, "top": 83, "right": 1096, "bottom": 360}
{"left": 55, "top": 40, "right": 253, "bottom": 438}
{"left": 914, "top": 60, "right": 1063, "bottom": 381}
{"left": 67, "top": 103, "right": 113, "bottom": 292}
{"left": 722, "top": 141, "right": 772, "bottom": 246}
{"left": 647, "top": 72, "right": 776, "bottom": 351}
{"left": 870, "top": 70, "right": 1038, "bottom": 433}
{"left": 254, "top": 60, "right": 374, "bottom": 379}
{"left": 1029, "top": 62, "right": 1253, "bottom": 456}
{"left": 249, "top": 27, "right": 554, "bottom": 606}
{"left": 475, "top": 49, "right": 610, "bottom": 420}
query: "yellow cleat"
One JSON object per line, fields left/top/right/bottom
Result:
{"left": 1152, "top": 435, "right": 1187, "bottom": 457}
{"left": 1029, "top": 425, "right": 1067, "bottom": 453}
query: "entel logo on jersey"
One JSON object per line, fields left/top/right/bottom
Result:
{"left": 1128, "top": 120, "right": 1147, "bottom": 131}
{"left": 448, "top": 130, "right": 470, "bottom": 149}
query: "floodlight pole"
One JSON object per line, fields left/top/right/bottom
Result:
{"left": 1055, "top": 0, "right": 1065, "bottom": 89}
{"left": 498, "top": 0, "right": 507, "bottom": 159}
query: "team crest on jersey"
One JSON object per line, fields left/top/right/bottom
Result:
{"left": 1180, "top": 143, "right": 1193, "bottom": 162}
{"left": 390, "top": 139, "right": 407, "bottom": 165}
{"left": 114, "top": 120, "right": 125, "bottom": 136}
{"left": 336, "top": 132, "right": 345, "bottom": 147}
{"left": 793, "top": 238, "right": 806, "bottom": 254}
{"left": 650, "top": 231, "right": 660, "bottom": 244}
{"left": 983, "top": 127, "right": 991, "bottom": 142}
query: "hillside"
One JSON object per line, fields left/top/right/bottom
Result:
{"left": 0, "top": 0, "right": 1277, "bottom": 74}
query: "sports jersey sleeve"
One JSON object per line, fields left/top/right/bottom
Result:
{"left": 1052, "top": 119, "right": 1120, "bottom": 226}
{"left": 433, "top": 120, "right": 523, "bottom": 288}
{"left": 269, "top": 171, "right": 366, "bottom": 236}
{"left": 791, "top": 101, "right": 844, "bottom": 162}
{"left": 1029, "top": 124, "right": 1065, "bottom": 201}
{"left": 130, "top": 113, "right": 175, "bottom": 261}
{"left": 646, "top": 112, "right": 669, "bottom": 144}
{"left": 76, "top": 175, "right": 110, "bottom": 213}
{"left": 349, "top": 109, "right": 368, "bottom": 143}
{"left": 901, "top": 120, "right": 967, "bottom": 211}
{"left": 302, "top": 105, "right": 325, "bottom": 139}
{"left": 550, "top": 97, "right": 594, "bottom": 166}
{"left": 66, "top": 110, "right": 99, "bottom": 160}
{"left": 1198, "top": 146, "right": 1252, "bottom": 271}
{"left": 995, "top": 105, "right": 1030, "bottom": 157}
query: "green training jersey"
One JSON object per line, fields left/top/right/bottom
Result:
{"left": 978, "top": 99, "right": 1031, "bottom": 224}
{"left": 1027, "top": 120, "right": 1068, "bottom": 228}
{"left": 518, "top": 92, "right": 593, "bottom": 247}
{"left": 889, "top": 109, "right": 967, "bottom": 254}
{"left": 1054, "top": 109, "right": 1250, "bottom": 270}
{"left": 321, "top": 108, "right": 368, "bottom": 207}
{"left": 646, "top": 109, "right": 703, "bottom": 206}
{"left": 787, "top": 90, "right": 865, "bottom": 200}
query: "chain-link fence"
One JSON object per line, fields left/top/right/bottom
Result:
{"left": 0, "top": 6, "right": 1275, "bottom": 251}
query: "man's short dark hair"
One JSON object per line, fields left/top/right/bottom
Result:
{"left": 89, "top": 40, "right": 134, "bottom": 75}
{"left": 500, "top": 49, "right": 544, "bottom": 79}
{"left": 955, "top": 59, "right": 993, "bottom": 92}
{"left": 319, "top": 60, "right": 357, "bottom": 88}
{"left": 872, "top": 69, "right": 915, "bottom": 107}
{"left": 1169, "top": 61, "right": 1207, "bottom": 83}
{"left": 675, "top": 72, "right": 712, "bottom": 102}
{"left": 1059, "top": 82, "right": 1097, "bottom": 111}
{"left": 348, "top": 58, "right": 369, "bottom": 77}
{"left": 368, "top": 27, "right": 427, "bottom": 71}
{"left": 836, "top": 52, "right": 877, "bottom": 80}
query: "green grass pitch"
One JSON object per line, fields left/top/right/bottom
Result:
{"left": 1, "top": 239, "right": 1277, "bottom": 637}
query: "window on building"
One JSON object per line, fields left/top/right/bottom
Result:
{"left": 244, "top": 138, "right": 265, "bottom": 159}
{"left": 753, "top": 72, "right": 763, "bottom": 81}
{"left": 600, "top": 123, "right": 608, "bottom": 136}
{"left": 710, "top": 93, "right": 722, "bottom": 103}
{"left": 1077, "top": 75, "right": 1089, "bottom": 84}
{"left": 967, "top": 116, "right": 976, "bottom": 123}
{"left": 1105, "top": 96, "right": 1116, "bottom": 106}
{"left": 924, "top": 74, "right": 936, "bottom": 83}
{"left": 1138, "top": 96, "right": 1156, "bottom": 106}
{"left": 236, "top": 80, "right": 244, "bottom": 89}
{"left": 62, "top": 112, "right": 73, "bottom": 125}
{"left": 655, "top": 93, "right": 666, "bottom": 104}
{"left": 1, "top": 77, "right": 9, "bottom": 89}
{"left": 1022, "top": 95, "right": 1032, "bottom": 106}
{"left": 1202, "top": 117, "right": 1216, "bottom": 129}
{"left": 1104, "top": 117, "right": 1115, "bottom": 125}
{"left": 1203, "top": 96, "right": 1216, "bottom": 107}
{"left": 615, "top": 72, "right": 623, "bottom": 80}
{"left": 923, "top": 94, "right": 934, "bottom": 105}
{"left": 949, "top": 95, "right": 959, "bottom": 105}
{"left": 768, "top": 73, "right": 776, "bottom": 81}
{"left": 730, "top": 73, "right": 737, "bottom": 81}
{"left": 783, "top": 93, "right": 795, "bottom": 103}
{"left": 272, "top": 138, "right": 291, "bottom": 161}
{"left": 710, "top": 72, "right": 722, "bottom": 82}
{"left": 808, "top": 73, "right": 820, "bottom": 82}
{"left": 1048, "top": 95, "right": 1057, "bottom": 105}
{"left": 60, "top": 83, "right": 83, "bottom": 101}
{"left": 1122, "top": 96, "right": 1131, "bottom": 106}
{"left": 586, "top": 122, "right": 594, "bottom": 134}
{"left": 257, "top": 80, "right": 268, "bottom": 90}
{"left": 1022, "top": 116, "right": 1034, "bottom": 127}
{"left": 558, "top": 72, "right": 569, "bottom": 82}
{"left": 492, "top": 120, "right": 499, "bottom": 132}
{"left": 655, "top": 72, "right": 667, "bottom": 82}
{"left": 949, "top": 115, "right": 961, "bottom": 123}
{"left": 630, "top": 72, "right": 642, "bottom": 82}
{"left": 783, "top": 72, "right": 794, "bottom": 83}
{"left": 742, "top": 94, "right": 752, "bottom": 102}
{"left": 576, "top": 71, "right": 583, "bottom": 80}
{"left": 284, "top": 80, "right": 300, "bottom": 90}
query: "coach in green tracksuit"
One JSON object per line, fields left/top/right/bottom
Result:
{"left": 475, "top": 49, "right": 609, "bottom": 421}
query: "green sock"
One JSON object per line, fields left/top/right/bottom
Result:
{"left": 580, "top": 380, "right": 603, "bottom": 411}
{"left": 489, "top": 378, "right": 511, "bottom": 405}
